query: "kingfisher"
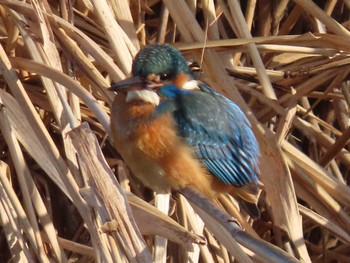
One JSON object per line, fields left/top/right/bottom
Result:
{"left": 110, "top": 44, "right": 261, "bottom": 217}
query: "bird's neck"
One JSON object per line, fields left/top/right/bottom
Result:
{"left": 173, "top": 72, "right": 199, "bottom": 91}
{"left": 111, "top": 94, "right": 157, "bottom": 141}
{"left": 120, "top": 97, "right": 156, "bottom": 122}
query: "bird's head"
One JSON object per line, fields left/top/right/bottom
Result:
{"left": 110, "top": 44, "right": 198, "bottom": 105}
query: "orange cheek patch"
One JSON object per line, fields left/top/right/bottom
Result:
{"left": 147, "top": 73, "right": 156, "bottom": 81}
{"left": 173, "top": 73, "right": 190, "bottom": 89}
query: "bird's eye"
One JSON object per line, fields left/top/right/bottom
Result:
{"left": 159, "top": 73, "right": 170, "bottom": 81}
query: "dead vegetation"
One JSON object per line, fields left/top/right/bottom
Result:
{"left": 0, "top": 0, "right": 349, "bottom": 262}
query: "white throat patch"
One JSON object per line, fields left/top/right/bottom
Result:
{"left": 126, "top": 90, "right": 160, "bottom": 105}
{"left": 182, "top": 80, "right": 199, "bottom": 90}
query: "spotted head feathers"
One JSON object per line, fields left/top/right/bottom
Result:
{"left": 132, "top": 43, "right": 193, "bottom": 81}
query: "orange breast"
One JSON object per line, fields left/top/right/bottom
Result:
{"left": 110, "top": 93, "right": 217, "bottom": 197}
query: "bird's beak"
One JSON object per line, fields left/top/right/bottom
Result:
{"left": 109, "top": 76, "right": 147, "bottom": 91}
{"left": 109, "top": 76, "right": 164, "bottom": 92}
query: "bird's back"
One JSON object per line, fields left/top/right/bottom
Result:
{"left": 157, "top": 84, "right": 260, "bottom": 186}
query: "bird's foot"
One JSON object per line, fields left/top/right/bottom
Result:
{"left": 228, "top": 217, "right": 243, "bottom": 229}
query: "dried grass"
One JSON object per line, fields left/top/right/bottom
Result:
{"left": 0, "top": 0, "right": 349, "bottom": 262}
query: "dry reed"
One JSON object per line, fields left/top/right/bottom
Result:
{"left": 0, "top": 1, "right": 349, "bottom": 262}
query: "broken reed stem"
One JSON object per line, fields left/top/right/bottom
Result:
{"left": 68, "top": 123, "right": 153, "bottom": 263}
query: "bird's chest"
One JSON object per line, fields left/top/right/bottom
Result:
{"left": 110, "top": 97, "right": 176, "bottom": 192}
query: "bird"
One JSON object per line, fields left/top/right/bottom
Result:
{"left": 109, "top": 43, "right": 261, "bottom": 217}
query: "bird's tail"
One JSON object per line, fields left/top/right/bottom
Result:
{"left": 229, "top": 184, "right": 262, "bottom": 219}
{"left": 238, "top": 199, "right": 260, "bottom": 219}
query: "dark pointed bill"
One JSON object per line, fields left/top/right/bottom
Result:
{"left": 109, "top": 76, "right": 162, "bottom": 91}
{"left": 109, "top": 76, "right": 146, "bottom": 91}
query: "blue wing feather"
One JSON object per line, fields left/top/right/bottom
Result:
{"left": 155, "top": 83, "right": 260, "bottom": 187}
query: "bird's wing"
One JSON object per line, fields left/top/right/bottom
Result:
{"left": 158, "top": 83, "right": 260, "bottom": 187}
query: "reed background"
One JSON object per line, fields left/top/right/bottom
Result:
{"left": 0, "top": 0, "right": 349, "bottom": 262}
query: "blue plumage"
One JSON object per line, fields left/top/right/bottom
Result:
{"left": 110, "top": 43, "right": 261, "bottom": 217}
{"left": 156, "top": 83, "right": 260, "bottom": 187}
